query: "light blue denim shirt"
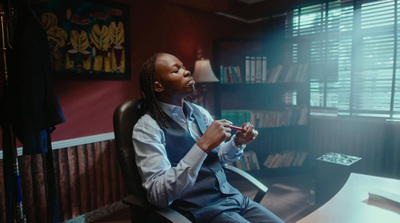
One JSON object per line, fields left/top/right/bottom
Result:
{"left": 132, "top": 100, "right": 245, "bottom": 207}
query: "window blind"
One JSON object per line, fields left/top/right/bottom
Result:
{"left": 287, "top": 0, "right": 400, "bottom": 118}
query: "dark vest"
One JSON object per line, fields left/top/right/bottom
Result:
{"left": 162, "top": 102, "right": 241, "bottom": 220}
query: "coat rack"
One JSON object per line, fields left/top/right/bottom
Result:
{"left": 1, "top": 1, "right": 26, "bottom": 222}
{"left": 1, "top": 0, "right": 66, "bottom": 222}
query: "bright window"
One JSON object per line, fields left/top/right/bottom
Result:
{"left": 286, "top": 0, "right": 400, "bottom": 119}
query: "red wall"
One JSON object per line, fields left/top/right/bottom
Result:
{"left": 50, "top": 0, "right": 263, "bottom": 142}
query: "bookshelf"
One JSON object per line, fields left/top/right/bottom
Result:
{"left": 213, "top": 37, "right": 310, "bottom": 176}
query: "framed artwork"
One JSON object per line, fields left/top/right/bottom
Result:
{"left": 43, "top": 0, "right": 129, "bottom": 79}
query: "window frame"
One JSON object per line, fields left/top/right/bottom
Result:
{"left": 285, "top": 0, "right": 400, "bottom": 120}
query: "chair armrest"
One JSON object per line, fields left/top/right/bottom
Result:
{"left": 223, "top": 164, "right": 268, "bottom": 203}
{"left": 122, "top": 195, "right": 192, "bottom": 223}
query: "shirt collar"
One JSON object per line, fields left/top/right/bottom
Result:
{"left": 159, "top": 100, "right": 194, "bottom": 120}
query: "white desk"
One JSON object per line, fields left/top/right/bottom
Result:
{"left": 297, "top": 173, "right": 400, "bottom": 223}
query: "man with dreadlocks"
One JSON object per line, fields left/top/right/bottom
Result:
{"left": 132, "top": 53, "right": 284, "bottom": 223}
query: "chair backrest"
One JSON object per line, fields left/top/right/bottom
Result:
{"left": 113, "top": 99, "right": 147, "bottom": 199}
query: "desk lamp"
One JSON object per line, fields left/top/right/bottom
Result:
{"left": 192, "top": 58, "right": 219, "bottom": 108}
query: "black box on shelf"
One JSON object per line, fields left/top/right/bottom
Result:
{"left": 315, "top": 152, "right": 362, "bottom": 204}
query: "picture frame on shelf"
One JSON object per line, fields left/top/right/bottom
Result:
{"left": 43, "top": 0, "right": 130, "bottom": 79}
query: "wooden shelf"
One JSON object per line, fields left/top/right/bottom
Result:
{"left": 213, "top": 37, "right": 310, "bottom": 178}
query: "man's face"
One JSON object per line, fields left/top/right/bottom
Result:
{"left": 154, "top": 53, "right": 196, "bottom": 100}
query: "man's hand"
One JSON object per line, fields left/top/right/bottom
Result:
{"left": 234, "top": 122, "right": 258, "bottom": 146}
{"left": 197, "top": 119, "right": 232, "bottom": 152}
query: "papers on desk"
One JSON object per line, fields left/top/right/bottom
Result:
{"left": 368, "top": 189, "right": 400, "bottom": 207}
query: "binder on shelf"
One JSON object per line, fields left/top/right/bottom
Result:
{"left": 256, "top": 56, "right": 262, "bottom": 83}
{"left": 244, "top": 55, "right": 268, "bottom": 84}
{"left": 250, "top": 56, "right": 256, "bottom": 83}
{"left": 262, "top": 56, "right": 268, "bottom": 83}
{"left": 245, "top": 56, "right": 250, "bottom": 83}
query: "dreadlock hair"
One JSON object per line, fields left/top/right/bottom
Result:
{"left": 138, "top": 53, "right": 168, "bottom": 129}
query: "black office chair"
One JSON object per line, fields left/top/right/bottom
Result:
{"left": 113, "top": 99, "right": 268, "bottom": 222}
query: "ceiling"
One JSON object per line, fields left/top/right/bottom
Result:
{"left": 167, "top": 0, "right": 323, "bottom": 23}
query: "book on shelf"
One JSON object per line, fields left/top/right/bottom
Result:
{"left": 219, "top": 65, "right": 224, "bottom": 84}
{"left": 234, "top": 66, "right": 242, "bottom": 83}
{"left": 223, "top": 60, "right": 306, "bottom": 85}
{"left": 230, "top": 150, "right": 260, "bottom": 171}
{"left": 284, "top": 64, "right": 296, "bottom": 83}
{"left": 222, "top": 108, "right": 308, "bottom": 128}
{"left": 266, "top": 63, "right": 308, "bottom": 83}
{"left": 245, "top": 56, "right": 250, "bottom": 83}
{"left": 222, "top": 66, "right": 231, "bottom": 84}
{"left": 296, "top": 63, "right": 308, "bottom": 82}
{"left": 250, "top": 56, "right": 256, "bottom": 83}
{"left": 263, "top": 151, "right": 308, "bottom": 169}
{"left": 262, "top": 56, "right": 268, "bottom": 83}
{"left": 284, "top": 63, "right": 308, "bottom": 83}
{"left": 221, "top": 110, "right": 251, "bottom": 127}
{"left": 267, "top": 64, "right": 283, "bottom": 83}
{"left": 219, "top": 65, "right": 243, "bottom": 84}
{"left": 256, "top": 56, "right": 262, "bottom": 83}
{"left": 228, "top": 66, "right": 237, "bottom": 83}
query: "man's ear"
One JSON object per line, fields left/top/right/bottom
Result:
{"left": 153, "top": 81, "right": 164, "bottom": 93}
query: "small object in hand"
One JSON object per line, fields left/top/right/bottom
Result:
{"left": 230, "top": 125, "right": 244, "bottom": 131}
